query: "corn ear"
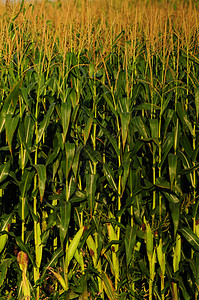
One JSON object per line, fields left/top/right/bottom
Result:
{"left": 157, "top": 238, "right": 165, "bottom": 276}
{"left": 35, "top": 221, "right": 42, "bottom": 269}
{"left": 22, "top": 272, "right": 31, "bottom": 299}
{"left": 151, "top": 249, "right": 156, "bottom": 281}
{"left": 86, "top": 234, "right": 97, "bottom": 266}
{"left": 50, "top": 269, "right": 68, "bottom": 291}
{"left": 106, "top": 215, "right": 119, "bottom": 287}
{"left": 17, "top": 252, "right": 30, "bottom": 299}
{"left": 173, "top": 234, "right": 181, "bottom": 273}
{"left": 107, "top": 222, "right": 118, "bottom": 252}
{"left": 196, "top": 222, "right": 199, "bottom": 238}
{"left": 74, "top": 249, "right": 85, "bottom": 274}
{"left": 146, "top": 222, "right": 153, "bottom": 256}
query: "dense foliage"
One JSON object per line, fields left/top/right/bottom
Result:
{"left": 0, "top": 0, "right": 199, "bottom": 299}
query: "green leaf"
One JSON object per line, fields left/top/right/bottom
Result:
{"left": 120, "top": 112, "right": 131, "bottom": 151}
{"left": 183, "top": 115, "right": 194, "bottom": 136}
{"left": 84, "top": 145, "right": 102, "bottom": 164}
{"left": 41, "top": 247, "right": 63, "bottom": 279}
{"left": 103, "top": 94, "right": 118, "bottom": 118}
{"left": 37, "top": 103, "right": 55, "bottom": 143}
{"left": 160, "top": 132, "right": 173, "bottom": 167}
{"left": 58, "top": 201, "right": 71, "bottom": 247}
{"left": 179, "top": 227, "right": 199, "bottom": 251}
{"left": 0, "top": 213, "right": 12, "bottom": 231}
{"left": 61, "top": 102, "right": 71, "bottom": 143}
{"left": 121, "top": 161, "right": 130, "bottom": 195}
{"left": 86, "top": 174, "right": 98, "bottom": 218}
{"left": 0, "top": 258, "right": 13, "bottom": 288}
{"left": 149, "top": 118, "right": 159, "bottom": 139}
{"left": 72, "top": 145, "right": 82, "bottom": 178}
{"left": 5, "top": 114, "right": 19, "bottom": 154}
{"left": 168, "top": 153, "right": 178, "bottom": 189}
{"left": 17, "top": 117, "right": 34, "bottom": 166}
{"left": 132, "top": 116, "right": 149, "bottom": 138}
{"left": 163, "top": 192, "right": 180, "bottom": 237}
{"left": 103, "top": 163, "right": 117, "bottom": 191}
{"left": 101, "top": 127, "right": 120, "bottom": 156}
{"left": 101, "top": 271, "right": 116, "bottom": 300}
{"left": 1, "top": 77, "right": 22, "bottom": 117}
{"left": 67, "top": 227, "right": 84, "bottom": 268}
{"left": 133, "top": 103, "right": 160, "bottom": 111}
{"left": 125, "top": 225, "right": 136, "bottom": 267}
{"left": 65, "top": 143, "right": 76, "bottom": 178}
{"left": 83, "top": 117, "right": 93, "bottom": 145}
{"left": 195, "top": 87, "right": 199, "bottom": 120}
{"left": 19, "top": 168, "right": 34, "bottom": 198}
{"left": 177, "top": 150, "right": 194, "bottom": 187}
{"left": 0, "top": 161, "right": 10, "bottom": 183}
{"left": 0, "top": 214, "right": 12, "bottom": 253}
{"left": 34, "top": 164, "right": 46, "bottom": 203}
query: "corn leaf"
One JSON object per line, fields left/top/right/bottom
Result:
{"left": 86, "top": 174, "right": 98, "bottom": 218}
{"left": 5, "top": 114, "right": 19, "bottom": 154}
{"left": 58, "top": 201, "right": 71, "bottom": 247}
{"left": 168, "top": 153, "right": 178, "bottom": 189}
{"left": 65, "top": 142, "right": 75, "bottom": 179}
{"left": 34, "top": 164, "right": 46, "bottom": 203}
{"left": 195, "top": 87, "right": 199, "bottom": 120}
{"left": 179, "top": 227, "right": 199, "bottom": 252}
{"left": 101, "top": 271, "right": 116, "bottom": 300}
{"left": 103, "top": 163, "right": 117, "bottom": 191}
{"left": 61, "top": 102, "right": 71, "bottom": 143}
{"left": 0, "top": 161, "right": 10, "bottom": 183}
{"left": 125, "top": 225, "right": 136, "bottom": 267}
{"left": 120, "top": 112, "right": 131, "bottom": 151}
{"left": 37, "top": 102, "right": 55, "bottom": 143}
{"left": 67, "top": 227, "right": 84, "bottom": 268}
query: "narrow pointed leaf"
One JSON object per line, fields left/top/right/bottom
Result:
{"left": 168, "top": 153, "right": 178, "bottom": 189}
{"left": 101, "top": 127, "right": 120, "bottom": 156}
{"left": 120, "top": 112, "right": 131, "bottom": 151}
{"left": 1, "top": 77, "right": 22, "bottom": 117}
{"left": 103, "top": 163, "right": 117, "bottom": 191}
{"left": 86, "top": 174, "right": 98, "bottom": 218}
{"left": 37, "top": 103, "right": 55, "bottom": 143}
{"left": 65, "top": 142, "right": 75, "bottom": 178}
{"left": 132, "top": 116, "right": 149, "bottom": 138}
{"left": 83, "top": 117, "right": 93, "bottom": 145}
{"left": 34, "top": 164, "right": 46, "bottom": 203}
{"left": 5, "top": 114, "right": 19, "bottom": 154}
{"left": 179, "top": 227, "right": 199, "bottom": 251}
{"left": 125, "top": 225, "right": 136, "bottom": 267}
{"left": 59, "top": 201, "right": 71, "bottom": 247}
{"left": 0, "top": 259, "right": 12, "bottom": 288}
{"left": 19, "top": 169, "right": 34, "bottom": 198}
{"left": 61, "top": 102, "right": 71, "bottom": 143}
{"left": 195, "top": 87, "right": 199, "bottom": 120}
{"left": 101, "top": 271, "right": 116, "bottom": 300}
{"left": 149, "top": 118, "right": 158, "bottom": 139}
{"left": 122, "top": 161, "right": 130, "bottom": 194}
{"left": 67, "top": 227, "right": 84, "bottom": 268}
{"left": 42, "top": 247, "right": 63, "bottom": 279}
{"left": 0, "top": 161, "right": 10, "bottom": 183}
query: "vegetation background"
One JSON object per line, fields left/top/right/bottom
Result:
{"left": 0, "top": 0, "right": 199, "bottom": 299}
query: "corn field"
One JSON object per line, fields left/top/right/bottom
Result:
{"left": 0, "top": 0, "right": 199, "bottom": 299}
